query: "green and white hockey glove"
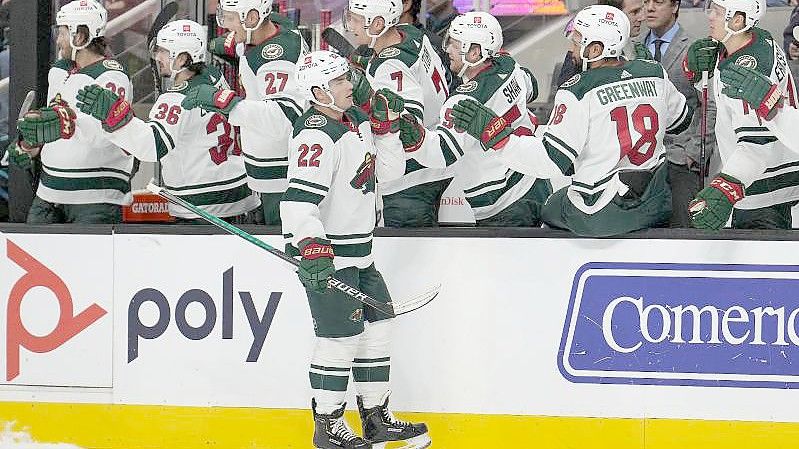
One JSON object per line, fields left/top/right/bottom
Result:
{"left": 349, "top": 67, "right": 373, "bottom": 112}
{"left": 76, "top": 84, "right": 133, "bottom": 132}
{"left": 720, "top": 64, "right": 783, "bottom": 120}
{"left": 683, "top": 38, "right": 720, "bottom": 83}
{"left": 17, "top": 104, "right": 77, "bottom": 147}
{"left": 297, "top": 237, "right": 336, "bottom": 293}
{"left": 633, "top": 41, "right": 654, "bottom": 61}
{"left": 349, "top": 44, "right": 374, "bottom": 71}
{"left": 370, "top": 88, "right": 405, "bottom": 135}
{"left": 398, "top": 114, "right": 425, "bottom": 152}
{"left": 181, "top": 85, "right": 241, "bottom": 118}
{"left": 209, "top": 31, "right": 237, "bottom": 63}
{"left": 451, "top": 99, "right": 512, "bottom": 150}
{"left": 5, "top": 142, "right": 33, "bottom": 170}
{"left": 688, "top": 173, "right": 744, "bottom": 230}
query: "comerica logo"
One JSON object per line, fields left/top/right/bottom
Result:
{"left": 602, "top": 296, "right": 799, "bottom": 353}
{"left": 558, "top": 262, "right": 799, "bottom": 389}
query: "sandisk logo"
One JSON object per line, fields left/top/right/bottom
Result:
{"left": 5, "top": 240, "right": 107, "bottom": 381}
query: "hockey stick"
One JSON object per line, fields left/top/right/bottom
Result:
{"left": 147, "top": 2, "right": 179, "bottom": 96}
{"left": 146, "top": 183, "right": 440, "bottom": 317}
{"left": 15, "top": 91, "right": 42, "bottom": 188}
{"left": 321, "top": 27, "right": 355, "bottom": 58}
{"left": 699, "top": 71, "right": 709, "bottom": 190}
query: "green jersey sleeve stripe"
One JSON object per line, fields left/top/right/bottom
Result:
{"left": 41, "top": 172, "right": 130, "bottom": 193}
{"left": 175, "top": 183, "right": 251, "bottom": 207}
{"left": 244, "top": 154, "right": 289, "bottom": 163}
{"left": 734, "top": 126, "right": 770, "bottom": 134}
{"left": 42, "top": 163, "right": 131, "bottom": 177}
{"left": 271, "top": 96, "right": 303, "bottom": 112}
{"left": 289, "top": 178, "right": 329, "bottom": 192}
{"left": 164, "top": 173, "right": 247, "bottom": 191}
{"left": 326, "top": 232, "right": 373, "bottom": 240}
{"left": 543, "top": 140, "right": 575, "bottom": 176}
{"left": 543, "top": 132, "right": 578, "bottom": 159}
{"left": 283, "top": 187, "right": 324, "bottom": 204}
{"left": 150, "top": 120, "right": 175, "bottom": 150}
{"left": 738, "top": 136, "right": 778, "bottom": 145}
{"left": 666, "top": 103, "right": 693, "bottom": 135}
{"left": 463, "top": 176, "right": 509, "bottom": 195}
{"left": 439, "top": 127, "right": 464, "bottom": 157}
{"left": 406, "top": 105, "right": 424, "bottom": 121}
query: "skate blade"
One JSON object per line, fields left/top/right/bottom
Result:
{"left": 372, "top": 433, "right": 432, "bottom": 449}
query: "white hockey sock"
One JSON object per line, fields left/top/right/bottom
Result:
{"left": 353, "top": 319, "right": 393, "bottom": 409}
{"left": 310, "top": 335, "right": 360, "bottom": 415}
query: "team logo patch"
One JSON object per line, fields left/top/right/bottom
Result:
{"left": 305, "top": 114, "right": 328, "bottom": 128}
{"left": 349, "top": 309, "right": 364, "bottom": 322}
{"left": 102, "top": 60, "right": 124, "bottom": 71}
{"left": 378, "top": 47, "right": 401, "bottom": 58}
{"left": 262, "top": 43, "right": 285, "bottom": 60}
{"left": 350, "top": 153, "right": 375, "bottom": 194}
{"left": 735, "top": 55, "right": 758, "bottom": 69}
{"left": 456, "top": 80, "right": 478, "bottom": 93}
{"left": 560, "top": 73, "right": 581, "bottom": 88}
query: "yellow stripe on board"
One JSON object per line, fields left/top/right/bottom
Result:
{"left": 1, "top": 402, "right": 799, "bottom": 448}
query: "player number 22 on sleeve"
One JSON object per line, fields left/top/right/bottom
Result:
{"left": 298, "top": 143, "right": 322, "bottom": 167}
{"left": 610, "top": 104, "right": 659, "bottom": 166}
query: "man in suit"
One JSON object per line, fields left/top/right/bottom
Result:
{"left": 643, "top": 0, "right": 717, "bottom": 227}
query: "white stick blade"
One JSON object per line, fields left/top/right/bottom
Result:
{"left": 393, "top": 284, "right": 441, "bottom": 316}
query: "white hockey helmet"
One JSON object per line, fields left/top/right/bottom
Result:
{"left": 56, "top": 0, "right": 107, "bottom": 60}
{"left": 217, "top": 0, "right": 273, "bottom": 44}
{"left": 794, "top": 25, "right": 798, "bottom": 41}
{"left": 296, "top": 50, "right": 351, "bottom": 112}
{"left": 708, "top": 0, "right": 765, "bottom": 43}
{"left": 444, "top": 12, "right": 503, "bottom": 78}
{"left": 153, "top": 20, "right": 207, "bottom": 80}
{"left": 570, "top": 5, "right": 630, "bottom": 71}
{"left": 346, "top": 0, "right": 402, "bottom": 46}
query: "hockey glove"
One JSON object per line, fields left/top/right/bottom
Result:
{"left": 181, "top": 85, "right": 241, "bottom": 118}
{"left": 350, "top": 44, "right": 374, "bottom": 71}
{"left": 370, "top": 88, "right": 405, "bottom": 135}
{"left": 451, "top": 99, "right": 512, "bottom": 150}
{"left": 634, "top": 41, "right": 654, "bottom": 61}
{"left": 76, "top": 84, "right": 133, "bottom": 132}
{"left": 349, "top": 67, "right": 373, "bottom": 112}
{"left": 5, "top": 142, "right": 33, "bottom": 170}
{"left": 398, "top": 114, "right": 425, "bottom": 152}
{"left": 297, "top": 237, "right": 336, "bottom": 293}
{"left": 720, "top": 64, "right": 783, "bottom": 120}
{"left": 17, "top": 104, "right": 77, "bottom": 147}
{"left": 209, "top": 31, "right": 238, "bottom": 63}
{"left": 688, "top": 173, "right": 744, "bottom": 230}
{"left": 683, "top": 38, "right": 720, "bottom": 83}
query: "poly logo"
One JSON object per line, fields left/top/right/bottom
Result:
{"left": 559, "top": 262, "right": 799, "bottom": 389}
{"left": 5, "top": 240, "right": 107, "bottom": 381}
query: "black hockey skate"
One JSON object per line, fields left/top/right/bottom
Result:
{"left": 357, "top": 392, "right": 431, "bottom": 449}
{"left": 313, "top": 399, "right": 372, "bottom": 449}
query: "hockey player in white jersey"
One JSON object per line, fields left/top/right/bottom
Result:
{"left": 280, "top": 50, "right": 428, "bottom": 449}
{"left": 74, "top": 20, "right": 261, "bottom": 223}
{"left": 15, "top": 0, "right": 133, "bottom": 224}
{"left": 718, "top": 60, "right": 798, "bottom": 150}
{"left": 684, "top": 0, "right": 799, "bottom": 230}
{"left": 450, "top": 5, "right": 693, "bottom": 237}
{"left": 208, "top": 0, "right": 307, "bottom": 225}
{"left": 380, "top": 11, "right": 552, "bottom": 225}
{"left": 344, "top": 0, "right": 452, "bottom": 227}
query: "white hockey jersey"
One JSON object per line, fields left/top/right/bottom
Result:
{"left": 406, "top": 55, "right": 549, "bottom": 220}
{"left": 366, "top": 24, "right": 452, "bottom": 196}
{"left": 230, "top": 23, "right": 308, "bottom": 194}
{"left": 713, "top": 28, "right": 799, "bottom": 210}
{"left": 280, "top": 107, "right": 404, "bottom": 270}
{"left": 500, "top": 59, "right": 691, "bottom": 214}
{"left": 37, "top": 58, "right": 133, "bottom": 205}
{"left": 104, "top": 66, "right": 260, "bottom": 218}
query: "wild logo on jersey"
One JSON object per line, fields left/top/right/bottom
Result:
{"left": 350, "top": 153, "right": 375, "bottom": 194}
